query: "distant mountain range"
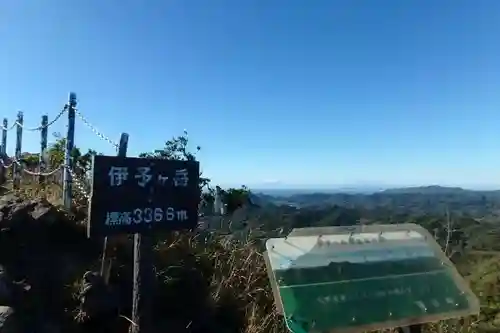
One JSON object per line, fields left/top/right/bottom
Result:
{"left": 251, "top": 185, "right": 500, "bottom": 215}
{"left": 253, "top": 186, "right": 385, "bottom": 197}
{"left": 255, "top": 185, "right": 500, "bottom": 197}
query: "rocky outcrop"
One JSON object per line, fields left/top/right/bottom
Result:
{"left": 0, "top": 196, "right": 101, "bottom": 332}
{"left": 0, "top": 196, "right": 211, "bottom": 333}
{"left": 0, "top": 194, "right": 262, "bottom": 333}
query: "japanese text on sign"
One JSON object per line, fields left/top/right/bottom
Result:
{"left": 105, "top": 207, "right": 189, "bottom": 226}
{"left": 108, "top": 166, "right": 190, "bottom": 188}
{"left": 89, "top": 155, "right": 200, "bottom": 237}
{"left": 317, "top": 287, "right": 413, "bottom": 305}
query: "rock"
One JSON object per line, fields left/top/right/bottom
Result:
{"left": 0, "top": 196, "right": 100, "bottom": 329}
{"left": 0, "top": 306, "right": 20, "bottom": 333}
{"left": 0, "top": 196, "right": 98, "bottom": 275}
{"left": 0, "top": 265, "right": 30, "bottom": 307}
{"left": 0, "top": 197, "right": 64, "bottom": 231}
{"left": 0, "top": 267, "right": 12, "bottom": 305}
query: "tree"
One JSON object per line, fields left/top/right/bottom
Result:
{"left": 218, "top": 186, "right": 253, "bottom": 214}
{"left": 140, "top": 131, "right": 251, "bottom": 215}
{"left": 139, "top": 131, "right": 210, "bottom": 190}
{"left": 48, "top": 132, "right": 97, "bottom": 175}
{"left": 21, "top": 153, "right": 40, "bottom": 167}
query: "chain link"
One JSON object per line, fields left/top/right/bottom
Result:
{"left": 20, "top": 105, "right": 68, "bottom": 131}
{"left": 0, "top": 159, "right": 15, "bottom": 168}
{"left": 0, "top": 102, "right": 118, "bottom": 208}
{"left": 0, "top": 122, "right": 17, "bottom": 131}
{"left": 1, "top": 105, "right": 68, "bottom": 132}
{"left": 74, "top": 108, "right": 119, "bottom": 150}
{"left": 0, "top": 160, "right": 90, "bottom": 208}
{"left": 22, "top": 164, "right": 64, "bottom": 177}
{"left": 40, "top": 105, "right": 68, "bottom": 129}
{"left": 0, "top": 158, "right": 64, "bottom": 177}
{"left": 65, "top": 165, "right": 90, "bottom": 201}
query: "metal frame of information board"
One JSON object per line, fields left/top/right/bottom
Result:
{"left": 264, "top": 250, "right": 285, "bottom": 315}
{"left": 264, "top": 223, "right": 480, "bottom": 333}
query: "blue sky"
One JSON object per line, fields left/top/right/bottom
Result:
{"left": 2, "top": 0, "right": 500, "bottom": 189}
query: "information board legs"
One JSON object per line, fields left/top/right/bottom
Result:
{"left": 130, "top": 233, "right": 154, "bottom": 333}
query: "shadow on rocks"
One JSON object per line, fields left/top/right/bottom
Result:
{"left": 0, "top": 196, "right": 101, "bottom": 332}
{"left": 75, "top": 271, "right": 122, "bottom": 333}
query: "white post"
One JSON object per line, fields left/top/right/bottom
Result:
{"left": 214, "top": 185, "right": 225, "bottom": 215}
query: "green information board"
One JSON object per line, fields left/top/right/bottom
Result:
{"left": 264, "top": 224, "right": 479, "bottom": 333}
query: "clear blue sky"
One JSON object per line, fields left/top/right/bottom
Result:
{"left": 2, "top": 0, "right": 500, "bottom": 189}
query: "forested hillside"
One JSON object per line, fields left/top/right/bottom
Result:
{"left": 257, "top": 185, "right": 500, "bottom": 220}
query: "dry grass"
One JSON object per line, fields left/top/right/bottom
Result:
{"left": 105, "top": 230, "right": 276, "bottom": 332}
{"left": 5, "top": 179, "right": 493, "bottom": 333}
{"left": 146, "top": 230, "right": 491, "bottom": 333}
{"left": 4, "top": 175, "right": 89, "bottom": 215}
{"left": 13, "top": 183, "right": 64, "bottom": 205}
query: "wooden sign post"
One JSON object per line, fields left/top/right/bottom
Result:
{"left": 88, "top": 155, "right": 200, "bottom": 333}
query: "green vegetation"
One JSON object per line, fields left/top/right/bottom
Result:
{"left": 7, "top": 132, "right": 500, "bottom": 332}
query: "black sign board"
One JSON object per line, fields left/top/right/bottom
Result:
{"left": 88, "top": 155, "right": 200, "bottom": 237}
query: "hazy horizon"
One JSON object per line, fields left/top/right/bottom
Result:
{"left": 247, "top": 183, "right": 500, "bottom": 196}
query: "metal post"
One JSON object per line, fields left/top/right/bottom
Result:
{"left": 13, "top": 112, "right": 23, "bottom": 189}
{"left": 0, "top": 118, "right": 7, "bottom": 185}
{"left": 39, "top": 115, "right": 48, "bottom": 184}
{"left": 63, "top": 92, "right": 77, "bottom": 209}
{"left": 100, "top": 133, "right": 129, "bottom": 278}
{"left": 128, "top": 130, "right": 153, "bottom": 333}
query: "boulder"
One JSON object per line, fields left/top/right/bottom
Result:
{"left": 0, "top": 196, "right": 99, "bottom": 329}
{"left": 0, "top": 196, "right": 97, "bottom": 275}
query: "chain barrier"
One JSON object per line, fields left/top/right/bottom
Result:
{"left": 0, "top": 105, "right": 68, "bottom": 132}
{"left": 0, "top": 157, "right": 64, "bottom": 176}
{"left": 63, "top": 107, "right": 114, "bottom": 202}
{"left": 1, "top": 157, "right": 90, "bottom": 202}
{"left": 22, "top": 164, "right": 64, "bottom": 177}
{"left": 65, "top": 165, "right": 91, "bottom": 201}
{"left": 0, "top": 101, "right": 121, "bottom": 210}
{"left": 0, "top": 159, "right": 15, "bottom": 169}
{"left": 20, "top": 105, "right": 68, "bottom": 131}
{"left": 2, "top": 156, "right": 87, "bottom": 186}
{"left": 1, "top": 104, "right": 119, "bottom": 154}
{"left": 74, "top": 108, "right": 119, "bottom": 150}
{"left": 0, "top": 122, "right": 17, "bottom": 131}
